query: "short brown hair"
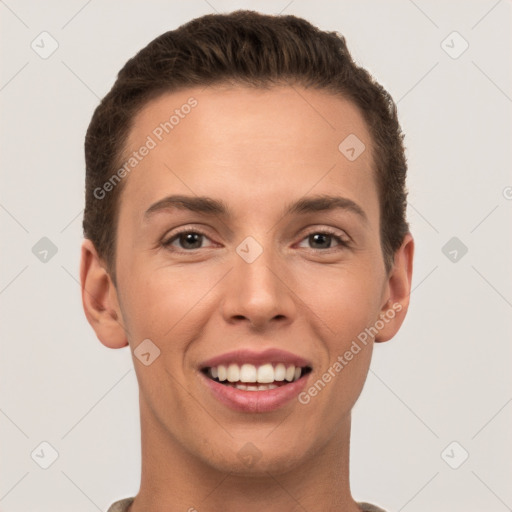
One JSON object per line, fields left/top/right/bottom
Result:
{"left": 83, "top": 10, "right": 409, "bottom": 282}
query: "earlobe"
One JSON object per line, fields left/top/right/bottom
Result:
{"left": 374, "top": 232, "right": 414, "bottom": 343}
{"left": 80, "top": 239, "right": 129, "bottom": 349}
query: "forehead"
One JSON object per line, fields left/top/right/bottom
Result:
{"left": 119, "top": 84, "right": 378, "bottom": 223}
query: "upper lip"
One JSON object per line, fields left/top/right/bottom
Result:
{"left": 199, "top": 348, "right": 312, "bottom": 370}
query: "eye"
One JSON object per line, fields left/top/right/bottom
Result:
{"left": 297, "top": 229, "right": 350, "bottom": 251}
{"left": 161, "top": 227, "right": 350, "bottom": 253}
{"left": 162, "top": 229, "right": 215, "bottom": 251}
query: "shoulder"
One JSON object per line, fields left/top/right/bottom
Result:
{"left": 357, "top": 501, "right": 390, "bottom": 512}
{"left": 106, "top": 497, "right": 135, "bottom": 512}
{"left": 107, "top": 498, "right": 386, "bottom": 512}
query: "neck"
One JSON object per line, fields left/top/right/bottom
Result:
{"left": 130, "top": 397, "right": 361, "bottom": 512}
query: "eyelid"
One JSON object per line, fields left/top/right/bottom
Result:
{"left": 161, "top": 226, "right": 215, "bottom": 249}
{"left": 162, "top": 224, "right": 351, "bottom": 252}
{"left": 300, "top": 225, "right": 350, "bottom": 241}
{"left": 295, "top": 226, "right": 351, "bottom": 249}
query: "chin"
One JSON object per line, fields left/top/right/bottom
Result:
{"left": 201, "top": 439, "right": 310, "bottom": 477}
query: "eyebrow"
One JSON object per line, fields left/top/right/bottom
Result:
{"left": 143, "top": 194, "right": 368, "bottom": 223}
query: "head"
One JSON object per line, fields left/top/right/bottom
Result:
{"left": 83, "top": 10, "right": 409, "bottom": 283}
{"left": 81, "top": 10, "right": 413, "bottom": 476}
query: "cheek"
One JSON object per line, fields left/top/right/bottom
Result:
{"left": 117, "top": 257, "right": 219, "bottom": 347}
{"left": 301, "top": 265, "right": 384, "bottom": 341}
{"left": 300, "top": 271, "right": 379, "bottom": 419}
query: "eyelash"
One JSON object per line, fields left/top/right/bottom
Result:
{"left": 161, "top": 227, "right": 350, "bottom": 253}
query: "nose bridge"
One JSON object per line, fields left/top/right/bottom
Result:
{"left": 222, "top": 234, "right": 293, "bottom": 327}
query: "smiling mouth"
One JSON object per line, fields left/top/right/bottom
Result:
{"left": 201, "top": 363, "right": 313, "bottom": 391}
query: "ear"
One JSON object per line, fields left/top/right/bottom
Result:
{"left": 80, "top": 238, "right": 128, "bottom": 348}
{"left": 374, "top": 232, "right": 414, "bottom": 343}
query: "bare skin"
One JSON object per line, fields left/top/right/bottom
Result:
{"left": 81, "top": 84, "right": 414, "bottom": 512}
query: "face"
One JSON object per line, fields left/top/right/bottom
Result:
{"left": 82, "top": 84, "right": 413, "bottom": 475}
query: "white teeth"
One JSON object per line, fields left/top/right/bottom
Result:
{"left": 229, "top": 383, "right": 278, "bottom": 391}
{"left": 208, "top": 363, "right": 306, "bottom": 384}
{"left": 285, "top": 365, "right": 295, "bottom": 382}
{"left": 217, "top": 365, "right": 227, "bottom": 381}
{"left": 240, "top": 364, "right": 257, "bottom": 382}
{"left": 274, "top": 363, "right": 286, "bottom": 381}
{"left": 227, "top": 363, "right": 240, "bottom": 382}
{"left": 259, "top": 384, "right": 276, "bottom": 390}
{"left": 257, "top": 363, "right": 274, "bottom": 383}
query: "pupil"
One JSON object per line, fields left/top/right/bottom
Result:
{"left": 310, "top": 233, "right": 330, "bottom": 249}
{"left": 181, "top": 233, "right": 202, "bottom": 249}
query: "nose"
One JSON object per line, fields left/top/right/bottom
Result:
{"left": 221, "top": 243, "right": 296, "bottom": 331}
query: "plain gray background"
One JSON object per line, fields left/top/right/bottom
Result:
{"left": 1, "top": 1, "right": 511, "bottom": 511}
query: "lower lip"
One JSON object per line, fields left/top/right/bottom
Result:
{"left": 200, "top": 372, "right": 310, "bottom": 413}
